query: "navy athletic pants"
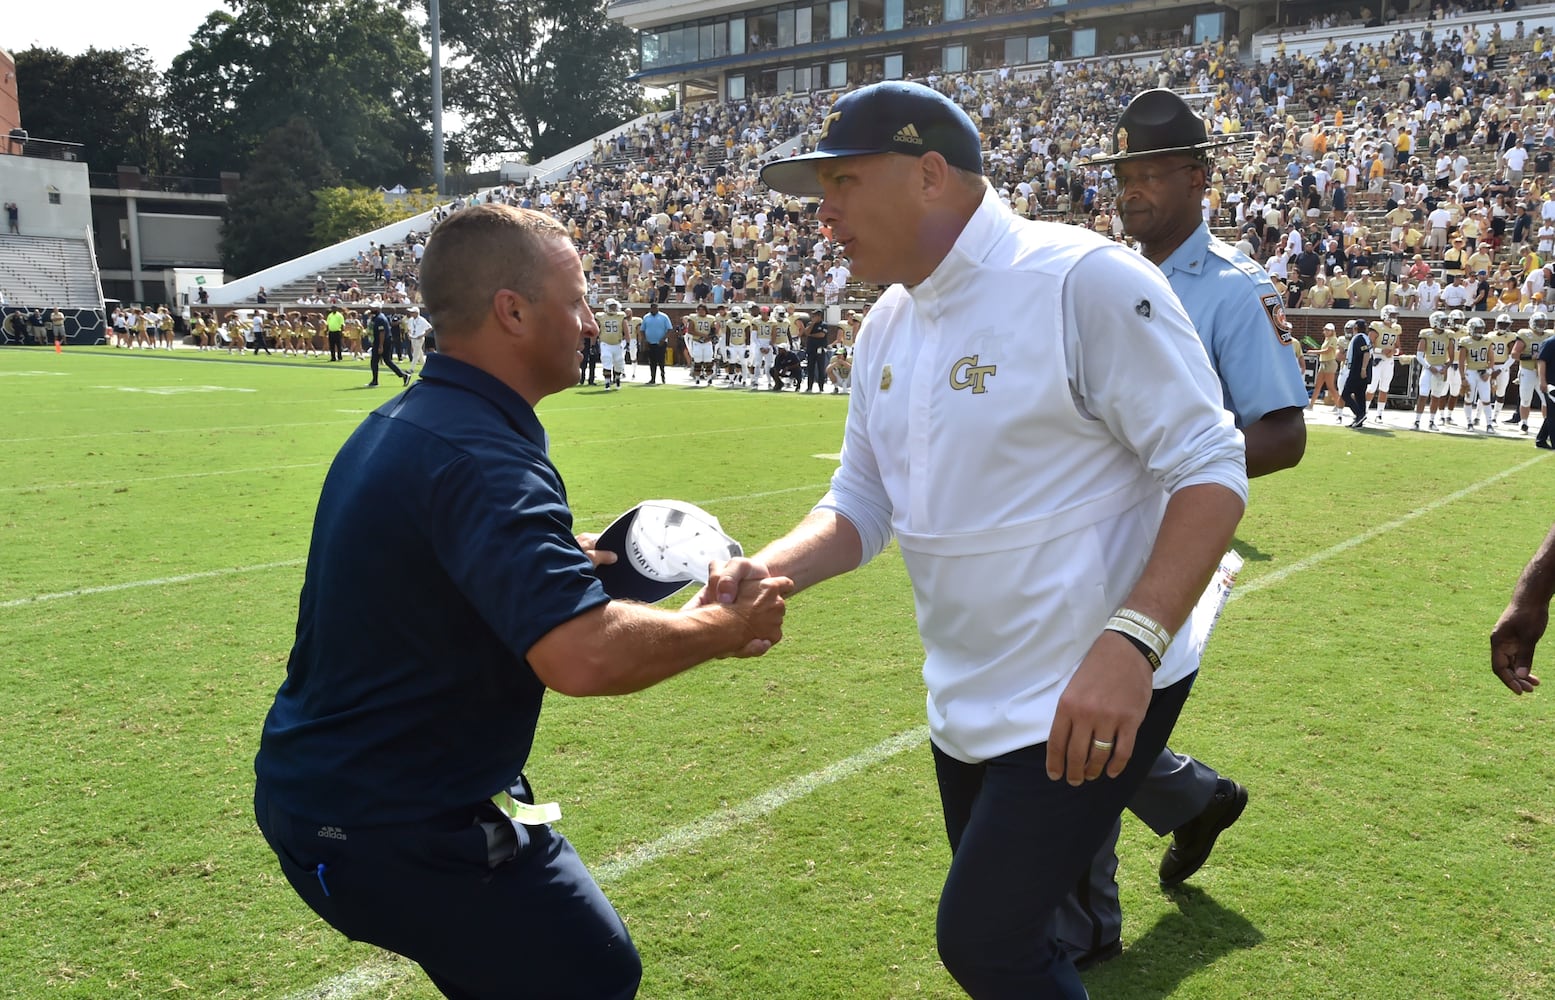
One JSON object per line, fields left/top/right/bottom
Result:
{"left": 931, "top": 674, "right": 1194, "bottom": 999}
{"left": 255, "top": 782, "right": 640, "bottom": 999}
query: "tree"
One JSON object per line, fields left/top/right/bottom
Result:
{"left": 310, "top": 186, "right": 442, "bottom": 246}
{"left": 440, "top": 0, "right": 643, "bottom": 163}
{"left": 220, "top": 119, "right": 339, "bottom": 275}
{"left": 14, "top": 46, "right": 177, "bottom": 175}
{"left": 165, "top": 0, "right": 432, "bottom": 185}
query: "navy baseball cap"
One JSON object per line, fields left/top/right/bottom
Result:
{"left": 761, "top": 81, "right": 983, "bottom": 197}
{"left": 593, "top": 500, "right": 743, "bottom": 604}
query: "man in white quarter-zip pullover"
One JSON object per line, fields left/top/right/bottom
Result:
{"left": 699, "top": 82, "right": 1248, "bottom": 999}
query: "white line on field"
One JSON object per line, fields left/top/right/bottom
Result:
{"left": 277, "top": 452, "right": 1549, "bottom": 999}
{"left": 593, "top": 726, "right": 929, "bottom": 883}
{"left": 280, "top": 727, "right": 933, "bottom": 1000}
{"left": 1, "top": 482, "right": 829, "bottom": 607}
{"left": 0, "top": 419, "right": 358, "bottom": 445}
{"left": 1230, "top": 452, "right": 1549, "bottom": 601}
{"left": 567, "top": 420, "right": 829, "bottom": 447}
{"left": 0, "top": 560, "right": 305, "bottom": 610}
{"left": 0, "top": 462, "right": 329, "bottom": 495}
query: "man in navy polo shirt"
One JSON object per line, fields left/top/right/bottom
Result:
{"left": 254, "top": 204, "right": 791, "bottom": 1000}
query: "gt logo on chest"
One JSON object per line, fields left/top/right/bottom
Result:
{"left": 949, "top": 355, "right": 997, "bottom": 394}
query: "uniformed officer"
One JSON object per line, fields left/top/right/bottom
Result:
{"left": 1062, "top": 88, "right": 1309, "bottom": 970}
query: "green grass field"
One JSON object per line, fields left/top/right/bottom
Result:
{"left": 3, "top": 345, "right": 1554, "bottom": 1000}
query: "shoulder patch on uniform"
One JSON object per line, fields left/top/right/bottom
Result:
{"left": 1260, "top": 292, "right": 1295, "bottom": 345}
{"left": 1207, "top": 238, "right": 1267, "bottom": 280}
{"left": 1135, "top": 299, "right": 1152, "bottom": 319}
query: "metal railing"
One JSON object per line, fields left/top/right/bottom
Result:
{"left": 3, "top": 134, "right": 84, "bottom": 162}
{"left": 88, "top": 172, "right": 227, "bottom": 195}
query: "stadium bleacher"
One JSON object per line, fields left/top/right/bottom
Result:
{"left": 199, "top": 0, "right": 1555, "bottom": 360}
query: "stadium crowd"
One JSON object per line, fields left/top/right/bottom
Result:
{"left": 71, "top": 0, "right": 1555, "bottom": 435}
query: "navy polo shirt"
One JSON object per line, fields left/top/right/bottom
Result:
{"left": 255, "top": 354, "right": 609, "bottom": 825}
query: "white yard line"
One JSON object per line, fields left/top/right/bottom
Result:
{"left": 1, "top": 483, "right": 836, "bottom": 608}
{"left": 0, "top": 561, "right": 306, "bottom": 610}
{"left": 0, "top": 462, "right": 329, "bottom": 495}
{"left": 280, "top": 728, "right": 933, "bottom": 999}
{"left": 1231, "top": 452, "right": 1549, "bottom": 601}
{"left": 0, "top": 419, "right": 359, "bottom": 445}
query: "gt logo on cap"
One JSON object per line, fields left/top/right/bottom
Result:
{"left": 819, "top": 112, "right": 842, "bottom": 140}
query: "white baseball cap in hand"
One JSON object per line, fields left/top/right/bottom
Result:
{"left": 593, "top": 500, "right": 743, "bottom": 603}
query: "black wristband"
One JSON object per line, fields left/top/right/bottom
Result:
{"left": 1105, "top": 627, "right": 1162, "bottom": 672}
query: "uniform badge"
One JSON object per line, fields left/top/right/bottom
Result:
{"left": 880, "top": 364, "right": 893, "bottom": 391}
{"left": 1260, "top": 292, "right": 1295, "bottom": 345}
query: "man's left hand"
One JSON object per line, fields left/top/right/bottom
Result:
{"left": 1046, "top": 631, "right": 1155, "bottom": 786}
{"left": 576, "top": 532, "right": 617, "bottom": 570}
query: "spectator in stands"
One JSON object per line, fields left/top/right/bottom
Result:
{"left": 4, "top": 201, "right": 16, "bottom": 234}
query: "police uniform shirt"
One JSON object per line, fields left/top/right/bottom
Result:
{"left": 815, "top": 188, "right": 1246, "bottom": 763}
{"left": 1157, "top": 222, "right": 1311, "bottom": 427}
{"left": 255, "top": 354, "right": 609, "bottom": 824}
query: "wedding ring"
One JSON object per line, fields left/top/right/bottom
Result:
{"left": 1091, "top": 738, "right": 1115, "bottom": 752}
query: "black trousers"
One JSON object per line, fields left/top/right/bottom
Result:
{"left": 371, "top": 342, "right": 408, "bottom": 384}
{"left": 646, "top": 341, "right": 666, "bottom": 383}
{"left": 806, "top": 341, "right": 829, "bottom": 389}
{"left": 579, "top": 338, "right": 597, "bottom": 384}
{"left": 328, "top": 330, "right": 343, "bottom": 361}
{"left": 251, "top": 329, "right": 271, "bottom": 354}
{"left": 255, "top": 782, "right": 640, "bottom": 1000}
{"left": 1342, "top": 376, "right": 1368, "bottom": 421}
{"left": 932, "top": 675, "right": 1193, "bottom": 999}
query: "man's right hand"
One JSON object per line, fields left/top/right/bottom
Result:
{"left": 683, "top": 557, "right": 773, "bottom": 611}
{"left": 715, "top": 573, "right": 793, "bottom": 658}
{"left": 1491, "top": 597, "right": 1546, "bottom": 695}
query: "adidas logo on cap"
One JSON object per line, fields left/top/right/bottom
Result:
{"left": 893, "top": 123, "right": 923, "bottom": 145}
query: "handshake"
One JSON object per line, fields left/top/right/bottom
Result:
{"left": 684, "top": 558, "right": 794, "bottom": 658}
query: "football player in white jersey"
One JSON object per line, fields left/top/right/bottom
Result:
{"left": 1460, "top": 316, "right": 1497, "bottom": 432}
{"left": 1366, "top": 304, "right": 1404, "bottom": 422}
{"left": 595, "top": 299, "right": 628, "bottom": 390}
{"left": 1514, "top": 311, "right": 1549, "bottom": 432}
{"left": 724, "top": 305, "right": 751, "bottom": 385}
{"left": 1414, "top": 310, "right": 1457, "bottom": 431}
{"left": 1491, "top": 313, "right": 1520, "bottom": 425}
{"left": 750, "top": 307, "right": 775, "bottom": 390}
{"left": 1442, "top": 309, "right": 1468, "bottom": 425}
{"left": 685, "top": 304, "right": 719, "bottom": 384}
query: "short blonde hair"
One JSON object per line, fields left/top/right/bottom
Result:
{"left": 420, "top": 204, "right": 571, "bottom": 338}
